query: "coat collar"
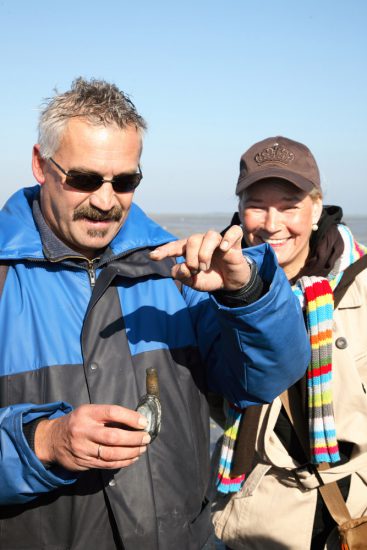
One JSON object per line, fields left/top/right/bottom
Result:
{"left": 0, "top": 186, "right": 176, "bottom": 262}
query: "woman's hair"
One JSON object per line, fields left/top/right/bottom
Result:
{"left": 38, "top": 77, "right": 147, "bottom": 158}
{"left": 237, "top": 180, "right": 323, "bottom": 222}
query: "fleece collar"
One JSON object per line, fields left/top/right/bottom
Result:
{"left": 0, "top": 186, "right": 176, "bottom": 262}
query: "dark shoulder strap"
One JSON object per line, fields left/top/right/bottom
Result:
{"left": 280, "top": 390, "right": 351, "bottom": 525}
{"left": 0, "top": 263, "right": 9, "bottom": 298}
{"left": 279, "top": 387, "right": 310, "bottom": 457}
{"left": 334, "top": 255, "right": 367, "bottom": 308}
{"left": 231, "top": 405, "right": 263, "bottom": 476}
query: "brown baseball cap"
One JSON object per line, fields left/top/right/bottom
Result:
{"left": 235, "top": 136, "right": 321, "bottom": 195}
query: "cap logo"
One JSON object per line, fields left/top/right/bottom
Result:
{"left": 255, "top": 143, "right": 295, "bottom": 166}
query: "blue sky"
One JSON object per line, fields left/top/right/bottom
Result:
{"left": 1, "top": 0, "right": 366, "bottom": 214}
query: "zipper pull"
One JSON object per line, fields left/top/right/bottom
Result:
{"left": 88, "top": 262, "right": 96, "bottom": 288}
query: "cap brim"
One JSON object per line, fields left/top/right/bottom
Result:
{"left": 236, "top": 167, "right": 315, "bottom": 195}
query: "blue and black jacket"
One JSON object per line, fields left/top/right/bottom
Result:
{"left": 0, "top": 186, "right": 310, "bottom": 550}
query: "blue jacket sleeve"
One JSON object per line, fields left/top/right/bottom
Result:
{"left": 0, "top": 402, "right": 77, "bottom": 505}
{"left": 183, "top": 243, "right": 310, "bottom": 408}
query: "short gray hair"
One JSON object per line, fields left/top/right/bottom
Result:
{"left": 237, "top": 191, "right": 246, "bottom": 223}
{"left": 38, "top": 77, "right": 147, "bottom": 158}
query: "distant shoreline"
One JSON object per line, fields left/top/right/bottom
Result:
{"left": 149, "top": 213, "right": 367, "bottom": 243}
{"left": 148, "top": 212, "right": 367, "bottom": 219}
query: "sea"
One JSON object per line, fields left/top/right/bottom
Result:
{"left": 148, "top": 212, "right": 367, "bottom": 549}
{"left": 149, "top": 213, "right": 367, "bottom": 243}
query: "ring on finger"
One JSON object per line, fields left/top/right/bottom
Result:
{"left": 97, "top": 444, "right": 102, "bottom": 460}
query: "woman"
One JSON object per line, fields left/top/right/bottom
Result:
{"left": 212, "top": 136, "right": 367, "bottom": 549}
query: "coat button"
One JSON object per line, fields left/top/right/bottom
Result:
{"left": 89, "top": 362, "right": 98, "bottom": 371}
{"left": 335, "top": 337, "right": 348, "bottom": 349}
{"left": 108, "top": 479, "right": 116, "bottom": 487}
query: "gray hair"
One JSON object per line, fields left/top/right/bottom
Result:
{"left": 237, "top": 191, "right": 246, "bottom": 224}
{"left": 38, "top": 77, "right": 147, "bottom": 158}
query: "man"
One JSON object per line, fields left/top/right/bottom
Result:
{"left": 0, "top": 79, "right": 309, "bottom": 550}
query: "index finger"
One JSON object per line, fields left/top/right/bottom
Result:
{"left": 149, "top": 239, "right": 187, "bottom": 260}
{"left": 219, "top": 225, "right": 244, "bottom": 251}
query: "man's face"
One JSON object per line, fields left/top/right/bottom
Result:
{"left": 33, "top": 118, "right": 142, "bottom": 259}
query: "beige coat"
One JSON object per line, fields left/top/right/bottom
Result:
{"left": 212, "top": 268, "right": 367, "bottom": 550}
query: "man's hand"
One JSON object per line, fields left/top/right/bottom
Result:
{"left": 150, "top": 225, "right": 251, "bottom": 292}
{"left": 34, "top": 404, "right": 150, "bottom": 471}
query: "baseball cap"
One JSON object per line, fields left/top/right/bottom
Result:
{"left": 235, "top": 136, "right": 321, "bottom": 195}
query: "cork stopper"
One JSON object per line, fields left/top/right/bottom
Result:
{"left": 146, "top": 367, "right": 159, "bottom": 398}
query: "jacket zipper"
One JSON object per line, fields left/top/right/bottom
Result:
{"left": 50, "top": 255, "right": 98, "bottom": 288}
{"left": 48, "top": 255, "right": 98, "bottom": 288}
{"left": 23, "top": 254, "right": 99, "bottom": 289}
{"left": 87, "top": 261, "right": 96, "bottom": 288}
{"left": 13, "top": 244, "right": 160, "bottom": 289}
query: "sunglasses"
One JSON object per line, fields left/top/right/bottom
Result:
{"left": 48, "top": 157, "right": 143, "bottom": 193}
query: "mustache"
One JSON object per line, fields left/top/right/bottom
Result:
{"left": 73, "top": 205, "right": 123, "bottom": 222}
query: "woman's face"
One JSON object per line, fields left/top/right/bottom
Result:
{"left": 241, "top": 178, "right": 322, "bottom": 280}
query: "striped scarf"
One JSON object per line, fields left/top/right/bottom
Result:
{"left": 217, "top": 224, "right": 367, "bottom": 494}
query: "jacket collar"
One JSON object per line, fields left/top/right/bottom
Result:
{"left": 0, "top": 185, "right": 176, "bottom": 262}
{"left": 32, "top": 195, "right": 90, "bottom": 262}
